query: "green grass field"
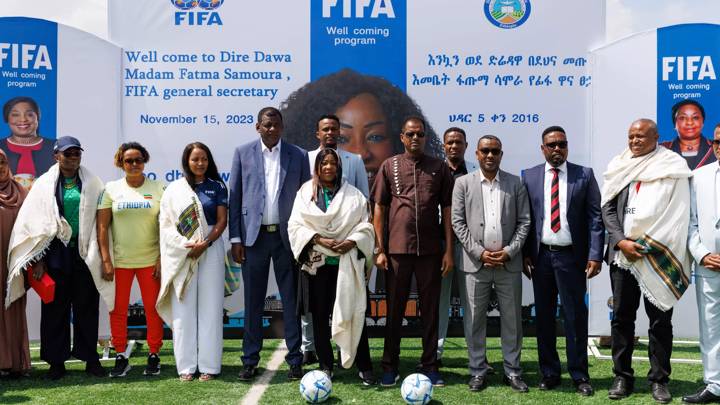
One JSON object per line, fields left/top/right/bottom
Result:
{"left": 0, "top": 338, "right": 706, "bottom": 404}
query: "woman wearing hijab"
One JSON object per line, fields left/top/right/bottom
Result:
{"left": 0, "top": 149, "right": 29, "bottom": 378}
{"left": 288, "top": 148, "right": 376, "bottom": 382}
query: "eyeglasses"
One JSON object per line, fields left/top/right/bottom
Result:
{"left": 123, "top": 158, "right": 145, "bottom": 165}
{"left": 402, "top": 131, "right": 425, "bottom": 138}
{"left": 62, "top": 149, "right": 82, "bottom": 158}
{"left": 479, "top": 148, "right": 502, "bottom": 155}
{"left": 544, "top": 141, "right": 568, "bottom": 150}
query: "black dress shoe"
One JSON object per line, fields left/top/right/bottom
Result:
{"left": 608, "top": 376, "right": 633, "bottom": 399}
{"left": 238, "top": 364, "right": 258, "bottom": 381}
{"left": 85, "top": 360, "right": 106, "bottom": 377}
{"left": 682, "top": 387, "right": 720, "bottom": 404}
{"left": 503, "top": 375, "right": 529, "bottom": 393}
{"left": 468, "top": 375, "right": 486, "bottom": 392}
{"left": 46, "top": 363, "right": 66, "bottom": 380}
{"left": 288, "top": 364, "right": 303, "bottom": 380}
{"left": 574, "top": 379, "right": 594, "bottom": 396}
{"left": 652, "top": 382, "right": 672, "bottom": 404}
{"left": 538, "top": 375, "right": 561, "bottom": 390}
{"left": 302, "top": 351, "right": 318, "bottom": 366}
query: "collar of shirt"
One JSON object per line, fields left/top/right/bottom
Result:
{"left": 480, "top": 171, "right": 500, "bottom": 184}
{"left": 261, "top": 139, "right": 282, "bottom": 154}
{"left": 544, "top": 161, "right": 567, "bottom": 174}
{"left": 447, "top": 159, "right": 467, "bottom": 176}
{"left": 402, "top": 151, "right": 425, "bottom": 162}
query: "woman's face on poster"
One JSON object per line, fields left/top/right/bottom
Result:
{"left": 675, "top": 103, "right": 704, "bottom": 141}
{"left": 335, "top": 92, "right": 393, "bottom": 184}
{"left": 7, "top": 102, "right": 39, "bottom": 138}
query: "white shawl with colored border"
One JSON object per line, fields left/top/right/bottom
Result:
{"left": 5, "top": 164, "right": 113, "bottom": 310}
{"left": 156, "top": 179, "right": 207, "bottom": 324}
{"left": 288, "top": 180, "right": 374, "bottom": 368}
{"left": 602, "top": 146, "right": 692, "bottom": 310}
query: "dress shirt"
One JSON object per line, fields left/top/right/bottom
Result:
{"left": 261, "top": 139, "right": 281, "bottom": 225}
{"left": 715, "top": 166, "right": 720, "bottom": 252}
{"left": 623, "top": 180, "right": 639, "bottom": 236}
{"left": 541, "top": 162, "right": 572, "bottom": 246}
{"left": 481, "top": 172, "right": 502, "bottom": 252}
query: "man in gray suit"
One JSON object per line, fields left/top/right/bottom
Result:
{"left": 451, "top": 135, "right": 531, "bottom": 393}
{"left": 229, "top": 107, "right": 311, "bottom": 381}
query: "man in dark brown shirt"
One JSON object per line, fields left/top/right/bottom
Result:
{"left": 372, "top": 116, "right": 454, "bottom": 388}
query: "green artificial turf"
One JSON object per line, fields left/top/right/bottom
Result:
{"left": 0, "top": 339, "right": 280, "bottom": 405}
{"left": 0, "top": 337, "right": 706, "bottom": 404}
{"left": 261, "top": 338, "right": 706, "bottom": 405}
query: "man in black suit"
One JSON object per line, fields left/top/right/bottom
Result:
{"left": 522, "top": 126, "right": 604, "bottom": 396}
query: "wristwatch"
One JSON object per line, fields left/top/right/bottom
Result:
{"left": 205, "top": 238, "right": 213, "bottom": 247}
{"left": 373, "top": 247, "right": 384, "bottom": 255}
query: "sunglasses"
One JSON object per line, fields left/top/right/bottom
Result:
{"left": 479, "top": 148, "right": 502, "bottom": 155}
{"left": 402, "top": 131, "right": 425, "bottom": 138}
{"left": 713, "top": 140, "right": 720, "bottom": 146}
{"left": 123, "top": 158, "right": 145, "bottom": 165}
{"left": 544, "top": 141, "right": 568, "bottom": 149}
{"left": 62, "top": 149, "right": 82, "bottom": 158}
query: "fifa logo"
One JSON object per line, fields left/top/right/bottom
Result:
{"left": 172, "top": 0, "right": 224, "bottom": 26}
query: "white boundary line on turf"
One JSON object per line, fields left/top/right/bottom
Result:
{"left": 588, "top": 337, "right": 702, "bottom": 364}
{"left": 241, "top": 342, "right": 289, "bottom": 405}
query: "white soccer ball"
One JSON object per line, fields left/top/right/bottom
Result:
{"left": 400, "top": 373, "right": 434, "bottom": 405}
{"left": 299, "top": 370, "right": 332, "bottom": 403}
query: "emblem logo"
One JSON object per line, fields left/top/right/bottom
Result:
{"left": 484, "top": 0, "right": 531, "bottom": 29}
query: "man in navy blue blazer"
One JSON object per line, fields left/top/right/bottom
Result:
{"left": 521, "top": 126, "right": 604, "bottom": 396}
{"left": 229, "top": 107, "right": 311, "bottom": 381}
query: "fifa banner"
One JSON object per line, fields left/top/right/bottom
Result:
{"left": 588, "top": 23, "right": 720, "bottom": 338}
{"left": 109, "top": 0, "right": 603, "bottom": 338}
{"left": 0, "top": 17, "right": 122, "bottom": 340}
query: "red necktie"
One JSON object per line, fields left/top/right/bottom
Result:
{"left": 550, "top": 168, "right": 561, "bottom": 233}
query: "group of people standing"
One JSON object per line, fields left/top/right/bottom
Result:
{"left": 0, "top": 101, "right": 719, "bottom": 404}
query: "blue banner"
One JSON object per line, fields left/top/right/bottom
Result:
{"left": 0, "top": 17, "right": 58, "bottom": 139}
{"left": 657, "top": 24, "right": 720, "bottom": 142}
{"left": 311, "top": 0, "right": 407, "bottom": 89}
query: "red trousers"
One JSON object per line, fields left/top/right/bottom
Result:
{"left": 110, "top": 266, "right": 164, "bottom": 354}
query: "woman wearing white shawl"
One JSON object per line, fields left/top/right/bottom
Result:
{"left": 157, "top": 142, "right": 227, "bottom": 382}
{"left": 6, "top": 136, "right": 111, "bottom": 380}
{"left": 288, "top": 148, "right": 375, "bottom": 381}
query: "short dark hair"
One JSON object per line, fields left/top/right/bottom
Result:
{"left": 671, "top": 99, "right": 705, "bottom": 125}
{"left": 541, "top": 125, "right": 566, "bottom": 141}
{"left": 257, "top": 107, "right": 283, "bottom": 123}
{"left": 181, "top": 142, "right": 224, "bottom": 189}
{"left": 402, "top": 116, "right": 426, "bottom": 131}
{"left": 114, "top": 142, "right": 150, "bottom": 168}
{"left": 477, "top": 134, "right": 502, "bottom": 149}
{"left": 3, "top": 96, "right": 40, "bottom": 125}
{"left": 443, "top": 127, "right": 467, "bottom": 141}
{"left": 316, "top": 114, "right": 340, "bottom": 130}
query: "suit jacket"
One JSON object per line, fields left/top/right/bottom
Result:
{"left": 521, "top": 161, "right": 604, "bottom": 268}
{"left": 308, "top": 147, "right": 369, "bottom": 198}
{"left": 451, "top": 169, "right": 531, "bottom": 273}
{"left": 688, "top": 163, "right": 720, "bottom": 269}
{"left": 229, "top": 139, "right": 310, "bottom": 251}
{"left": 601, "top": 186, "right": 630, "bottom": 264}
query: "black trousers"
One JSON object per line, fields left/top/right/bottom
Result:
{"left": 309, "top": 264, "right": 373, "bottom": 372}
{"left": 532, "top": 247, "right": 589, "bottom": 381}
{"left": 610, "top": 264, "right": 673, "bottom": 384}
{"left": 40, "top": 239, "right": 100, "bottom": 365}
{"left": 382, "top": 254, "right": 441, "bottom": 373}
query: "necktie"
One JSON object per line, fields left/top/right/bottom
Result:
{"left": 550, "top": 168, "right": 560, "bottom": 233}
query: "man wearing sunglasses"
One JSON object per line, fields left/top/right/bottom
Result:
{"left": 371, "top": 116, "right": 454, "bottom": 388}
{"left": 521, "top": 126, "right": 604, "bottom": 396}
{"left": 451, "top": 135, "right": 531, "bottom": 393}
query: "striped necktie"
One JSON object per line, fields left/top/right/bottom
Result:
{"left": 550, "top": 168, "right": 561, "bottom": 233}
